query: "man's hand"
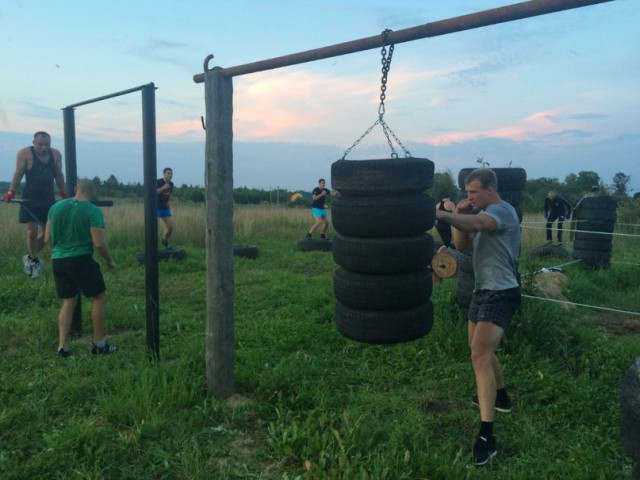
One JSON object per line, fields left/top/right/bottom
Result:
{"left": 106, "top": 259, "right": 116, "bottom": 271}
{"left": 2, "top": 191, "right": 15, "bottom": 202}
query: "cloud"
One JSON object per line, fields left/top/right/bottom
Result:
{"left": 127, "top": 38, "right": 191, "bottom": 67}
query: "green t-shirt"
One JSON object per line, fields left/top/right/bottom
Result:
{"left": 48, "top": 199, "right": 105, "bottom": 259}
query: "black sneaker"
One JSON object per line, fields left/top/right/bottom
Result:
{"left": 320, "top": 234, "right": 328, "bottom": 241}
{"left": 471, "top": 394, "right": 512, "bottom": 413}
{"left": 473, "top": 434, "right": 497, "bottom": 466}
{"left": 306, "top": 233, "right": 312, "bottom": 239}
{"left": 91, "top": 342, "right": 118, "bottom": 355}
{"left": 57, "top": 347, "right": 71, "bottom": 358}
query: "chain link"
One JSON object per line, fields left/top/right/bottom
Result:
{"left": 341, "top": 29, "right": 411, "bottom": 160}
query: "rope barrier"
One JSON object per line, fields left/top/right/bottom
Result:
{"left": 519, "top": 224, "right": 640, "bottom": 238}
{"left": 522, "top": 294, "right": 640, "bottom": 316}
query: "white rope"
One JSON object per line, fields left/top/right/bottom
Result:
{"left": 611, "top": 260, "right": 640, "bottom": 267}
{"left": 520, "top": 259, "right": 582, "bottom": 277}
{"left": 520, "top": 224, "right": 640, "bottom": 238}
{"left": 522, "top": 294, "right": 640, "bottom": 316}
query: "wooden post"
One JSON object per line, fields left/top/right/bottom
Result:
{"left": 204, "top": 69, "right": 235, "bottom": 399}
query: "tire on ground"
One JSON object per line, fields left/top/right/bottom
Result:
{"left": 331, "top": 158, "right": 434, "bottom": 196}
{"left": 332, "top": 233, "right": 434, "bottom": 274}
{"left": 332, "top": 193, "right": 436, "bottom": 237}
{"left": 333, "top": 267, "right": 432, "bottom": 311}
{"left": 234, "top": 244, "right": 259, "bottom": 259}
{"left": 335, "top": 299, "right": 434, "bottom": 344}
{"left": 135, "top": 249, "right": 186, "bottom": 263}
{"left": 297, "top": 238, "right": 332, "bottom": 252}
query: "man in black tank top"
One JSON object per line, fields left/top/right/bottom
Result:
{"left": 2, "top": 131, "right": 67, "bottom": 278}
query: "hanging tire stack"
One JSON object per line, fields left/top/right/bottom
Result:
{"left": 331, "top": 158, "right": 436, "bottom": 344}
{"left": 454, "top": 167, "right": 527, "bottom": 309}
{"left": 572, "top": 196, "right": 617, "bottom": 268}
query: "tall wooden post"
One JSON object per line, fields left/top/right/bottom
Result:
{"left": 204, "top": 69, "right": 235, "bottom": 399}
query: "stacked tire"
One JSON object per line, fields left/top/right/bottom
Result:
{"left": 331, "top": 158, "right": 436, "bottom": 344}
{"left": 454, "top": 167, "right": 527, "bottom": 309}
{"left": 572, "top": 196, "right": 617, "bottom": 268}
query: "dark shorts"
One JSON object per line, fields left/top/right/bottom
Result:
{"left": 52, "top": 254, "right": 106, "bottom": 299}
{"left": 157, "top": 208, "right": 172, "bottom": 218}
{"left": 468, "top": 287, "right": 522, "bottom": 330}
{"left": 19, "top": 203, "right": 51, "bottom": 225}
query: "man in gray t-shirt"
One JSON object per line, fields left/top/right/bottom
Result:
{"left": 435, "top": 168, "right": 521, "bottom": 467}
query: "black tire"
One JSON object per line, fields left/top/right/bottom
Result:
{"left": 333, "top": 267, "right": 433, "bottom": 311}
{"left": 234, "top": 244, "right": 259, "bottom": 259}
{"left": 332, "top": 194, "right": 436, "bottom": 237}
{"left": 499, "top": 189, "right": 523, "bottom": 208}
{"left": 572, "top": 239, "right": 613, "bottom": 253}
{"left": 572, "top": 248, "right": 611, "bottom": 268}
{"left": 457, "top": 167, "right": 527, "bottom": 191}
{"left": 573, "top": 230, "right": 614, "bottom": 243}
{"left": 135, "top": 249, "right": 186, "bottom": 263}
{"left": 331, "top": 158, "right": 434, "bottom": 196}
{"left": 576, "top": 208, "right": 617, "bottom": 223}
{"left": 531, "top": 243, "right": 570, "bottom": 258}
{"left": 456, "top": 270, "right": 475, "bottom": 309}
{"left": 335, "top": 299, "right": 434, "bottom": 344}
{"left": 575, "top": 219, "right": 615, "bottom": 233}
{"left": 297, "top": 238, "right": 332, "bottom": 252}
{"left": 577, "top": 196, "right": 617, "bottom": 213}
{"left": 333, "top": 233, "right": 434, "bottom": 274}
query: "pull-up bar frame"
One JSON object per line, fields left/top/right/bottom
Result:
{"left": 193, "top": 0, "right": 614, "bottom": 399}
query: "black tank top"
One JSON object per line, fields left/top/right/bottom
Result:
{"left": 438, "top": 200, "right": 452, "bottom": 212}
{"left": 23, "top": 147, "right": 56, "bottom": 205}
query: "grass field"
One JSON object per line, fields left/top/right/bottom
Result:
{"left": 0, "top": 200, "right": 638, "bottom": 479}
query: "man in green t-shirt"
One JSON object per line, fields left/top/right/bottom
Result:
{"left": 45, "top": 178, "right": 118, "bottom": 358}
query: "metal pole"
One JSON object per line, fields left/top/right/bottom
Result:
{"left": 62, "top": 106, "right": 83, "bottom": 337}
{"left": 193, "top": 0, "right": 613, "bottom": 82}
{"left": 142, "top": 83, "right": 160, "bottom": 359}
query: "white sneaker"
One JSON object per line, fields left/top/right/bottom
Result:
{"left": 31, "top": 258, "right": 44, "bottom": 279}
{"left": 22, "top": 255, "right": 32, "bottom": 276}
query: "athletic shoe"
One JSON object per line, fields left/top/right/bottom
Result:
{"left": 31, "top": 258, "right": 43, "bottom": 279}
{"left": 161, "top": 238, "right": 168, "bottom": 247}
{"left": 306, "top": 233, "right": 312, "bottom": 239}
{"left": 471, "top": 394, "right": 512, "bottom": 413}
{"left": 473, "top": 434, "right": 497, "bottom": 466}
{"left": 557, "top": 242, "right": 563, "bottom": 246}
{"left": 320, "top": 234, "right": 328, "bottom": 241}
{"left": 91, "top": 342, "right": 118, "bottom": 355}
{"left": 22, "top": 254, "right": 32, "bottom": 276}
{"left": 57, "top": 347, "right": 71, "bottom": 358}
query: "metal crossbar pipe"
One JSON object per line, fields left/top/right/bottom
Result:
{"left": 193, "top": 0, "right": 613, "bottom": 82}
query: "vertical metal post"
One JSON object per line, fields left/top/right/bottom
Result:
{"left": 204, "top": 70, "right": 235, "bottom": 399}
{"left": 62, "top": 107, "right": 83, "bottom": 337}
{"left": 142, "top": 84, "right": 160, "bottom": 359}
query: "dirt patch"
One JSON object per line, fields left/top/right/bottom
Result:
{"left": 533, "top": 271, "right": 574, "bottom": 310}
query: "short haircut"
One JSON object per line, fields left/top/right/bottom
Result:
{"left": 591, "top": 185, "right": 599, "bottom": 192}
{"left": 464, "top": 168, "right": 498, "bottom": 190}
{"left": 319, "top": 178, "right": 325, "bottom": 183}
{"left": 163, "top": 167, "right": 173, "bottom": 174}
{"left": 76, "top": 178, "right": 96, "bottom": 197}
{"left": 33, "top": 131, "right": 50, "bottom": 140}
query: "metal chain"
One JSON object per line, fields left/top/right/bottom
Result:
{"left": 341, "top": 29, "right": 411, "bottom": 160}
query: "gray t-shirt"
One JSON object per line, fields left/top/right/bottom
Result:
{"left": 472, "top": 200, "right": 520, "bottom": 291}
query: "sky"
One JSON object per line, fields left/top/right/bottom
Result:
{"left": 1, "top": 0, "right": 638, "bottom": 194}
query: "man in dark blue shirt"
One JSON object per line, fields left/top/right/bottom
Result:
{"left": 544, "top": 190, "right": 572, "bottom": 245}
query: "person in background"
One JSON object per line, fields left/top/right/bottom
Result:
{"left": 435, "top": 193, "right": 456, "bottom": 248}
{"left": 543, "top": 190, "right": 572, "bottom": 245}
{"left": 157, "top": 167, "right": 175, "bottom": 249}
{"left": 2, "top": 131, "right": 67, "bottom": 278}
{"left": 306, "top": 178, "right": 331, "bottom": 240}
{"left": 435, "top": 168, "right": 521, "bottom": 466}
{"left": 45, "top": 178, "right": 117, "bottom": 358}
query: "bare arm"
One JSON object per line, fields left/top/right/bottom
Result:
{"left": 52, "top": 149, "right": 67, "bottom": 196}
{"left": 8, "top": 148, "right": 29, "bottom": 192}
{"left": 91, "top": 227, "right": 116, "bottom": 270}
{"left": 436, "top": 199, "right": 498, "bottom": 252}
{"left": 44, "top": 219, "right": 52, "bottom": 245}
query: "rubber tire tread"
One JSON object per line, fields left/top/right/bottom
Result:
{"left": 332, "top": 193, "right": 436, "bottom": 238}
{"left": 573, "top": 248, "right": 611, "bottom": 268}
{"left": 457, "top": 167, "right": 527, "bottom": 190}
{"left": 331, "top": 158, "right": 434, "bottom": 196}
{"left": 333, "top": 267, "right": 433, "bottom": 311}
{"left": 335, "top": 299, "right": 434, "bottom": 344}
{"left": 572, "top": 239, "right": 613, "bottom": 253}
{"left": 234, "top": 244, "right": 259, "bottom": 259}
{"left": 297, "top": 238, "right": 332, "bottom": 252}
{"left": 332, "top": 233, "right": 434, "bottom": 274}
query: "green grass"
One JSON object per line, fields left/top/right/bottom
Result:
{"left": 0, "top": 204, "right": 638, "bottom": 479}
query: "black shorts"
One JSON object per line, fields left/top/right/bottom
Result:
{"left": 19, "top": 203, "right": 51, "bottom": 225}
{"left": 468, "top": 287, "right": 521, "bottom": 330}
{"left": 52, "top": 254, "right": 106, "bottom": 299}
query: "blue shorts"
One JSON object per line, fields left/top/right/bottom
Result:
{"left": 157, "top": 208, "right": 172, "bottom": 218}
{"left": 468, "top": 287, "right": 521, "bottom": 330}
{"left": 312, "top": 208, "right": 328, "bottom": 218}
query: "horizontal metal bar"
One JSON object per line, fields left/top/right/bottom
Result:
{"left": 64, "top": 83, "right": 156, "bottom": 109}
{"left": 193, "top": 0, "right": 614, "bottom": 82}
